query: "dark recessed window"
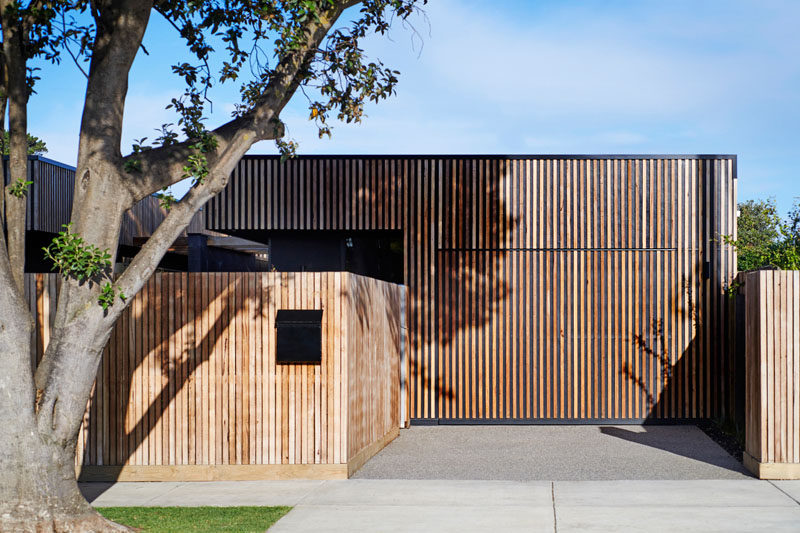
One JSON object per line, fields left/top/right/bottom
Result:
{"left": 275, "top": 310, "right": 323, "bottom": 364}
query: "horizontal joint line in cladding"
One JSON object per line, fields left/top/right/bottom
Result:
{"left": 436, "top": 247, "right": 680, "bottom": 253}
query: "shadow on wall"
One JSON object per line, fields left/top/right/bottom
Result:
{"left": 621, "top": 276, "right": 701, "bottom": 421}
{"left": 78, "top": 273, "right": 262, "bottom": 486}
{"left": 78, "top": 163, "right": 520, "bottom": 484}
{"left": 346, "top": 275, "right": 404, "bottom": 362}
{"left": 407, "top": 168, "right": 517, "bottom": 413}
{"left": 605, "top": 276, "right": 744, "bottom": 472}
{"left": 79, "top": 274, "right": 404, "bottom": 490}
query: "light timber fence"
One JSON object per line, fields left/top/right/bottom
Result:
{"left": 25, "top": 272, "right": 404, "bottom": 481}
{"left": 741, "top": 270, "right": 800, "bottom": 479}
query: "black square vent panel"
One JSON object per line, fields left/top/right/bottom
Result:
{"left": 275, "top": 310, "right": 323, "bottom": 364}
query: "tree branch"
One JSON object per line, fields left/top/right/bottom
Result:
{"left": 75, "top": 1, "right": 152, "bottom": 167}
{"left": 35, "top": 0, "right": 153, "bottom": 392}
{"left": 0, "top": 216, "right": 35, "bottom": 427}
{"left": 60, "top": 10, "right": 89, "bottom": 79}
{"left": 112, "top": 136, "right": 253, "bottom": 312}
{"left": 0, "top": 0, "right": 34, "bottom": 407}
{"left": 120, "top": 114, "right": 282, "bottom": 203}
{"left": 0, "top": 24, "right": 6, "bottom": 228}
{"left": 2, "top": 0, "right": 31, "bottom": 294}
{"left": 33, "top": 0, "right": 364, "bottom": 443}
{"left": 123, "top": 0, "right": 356, "bottom": 201}
{"left": 103, "top": 0, "right": 359, "bottom": 343}
{"left": 33, "top": 121, "right": 258, "bottom": 440}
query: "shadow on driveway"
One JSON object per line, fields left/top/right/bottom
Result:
{"left": 599, "top": 426, "right": 746, "bottom": 472}
{"left": 354, "top": 425, "right": 752, "bottom": 481}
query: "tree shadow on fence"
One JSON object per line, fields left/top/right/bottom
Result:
{"left": 77, "top": 273, "right": 261, "bottom": 482}
{"left": 599, "top": 277, "right": 746, "bottom": 474}
{"left": 71, "top": 160, "right": 519, "bottom": 487}
{"left": 408, "top": 167, "right": 516, "bottom": 418}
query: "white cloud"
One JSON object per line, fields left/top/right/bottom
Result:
{"left": 415, "top": 0, "right": 797, "bottom": 121}
{"left": 23, "top": 0, "right": 800, "bottom": 215}
{"left": 251, "top": 104, "right": 499, "bottom": 155}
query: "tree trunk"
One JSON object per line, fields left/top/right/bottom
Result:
{"left": 0, "top": 347, "right": 131, "bottom": 533}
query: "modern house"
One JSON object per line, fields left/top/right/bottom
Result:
{"left": 18, "top": 153, "right": 800, "bottom": 482}
{"left": 20, "top": 154, "right": 740, "bottom": 427}
{"left": 206, "top": 154, "right": 739, "bottom": 424}
{"left": 12, "top": 152, "right": 750, "bottom": 480}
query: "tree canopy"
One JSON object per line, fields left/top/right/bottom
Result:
{"left": 0, "top": 131, "right": 47, "bottom": 155}
{"left": 728, "top": 198, "right": 800, "bottom": 271}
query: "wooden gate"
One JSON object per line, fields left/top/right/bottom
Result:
{"left": 437, "top": 250, "right": 688, "bottom": 420}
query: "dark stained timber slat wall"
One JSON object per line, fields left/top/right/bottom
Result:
{"left": 206, "top": 155, "right": 738, "bottom": 421}
{"left": 30, "top": 158, "right": 76, "bottom": 233}
{"left": 7, "top": 157, "right": 207, "bottom": 245}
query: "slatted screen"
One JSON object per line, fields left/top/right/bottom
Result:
{"left": 1, "top": 156, "right": 76, "bottom": 233}
{"left": 26, "top": 272, "right": 403, "bottom": 475}
{"left": 8, "top": 157, "right": 207, "bottom": 247}
{"left": 207, "top": 155, "right": 738, "bottom": 421}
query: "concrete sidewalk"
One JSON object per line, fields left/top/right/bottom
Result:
{"left": 83, "top": 478, "right": 800, "bottom": 532}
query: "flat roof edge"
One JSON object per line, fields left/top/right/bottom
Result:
{"left": 32, "top": 155, "right": 77, "bottom": 172}
{"left": 241, "top": 153, "right": 737, "bottom": 160}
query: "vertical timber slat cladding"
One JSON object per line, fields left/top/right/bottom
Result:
{"left": 205, "top": 154, "right": 737, "bottom": 422}
{"left": 9, "top": 155, "right": 215, "bottom": 282}
{"left": 2, "top": 157, "right": 69, "bottom": 232}
{"left": 118, "top": 196, "right": 208, "bottom": 247}
{"left": 28, "top": 158, "right": 77, "bottom": 233}
{"left": 8, "top": 157, "right": 208, "bottom": 243}
{"left": 743, "top": 270, "right": 800, "bottom": 479}
{"left": 26, "top": 272, "right": 403, "bottom": 480}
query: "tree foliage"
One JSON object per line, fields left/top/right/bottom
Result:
{"left": 50, "top": 0, "right": 418, "bottom": 160}
{"left": 0, "top": 131, "right": 47, "bottom": 155}
{"left": 726, "top": 198, "right": 800, "bottom": 271}
{"left": 41, "top": 223, "right": 111, "bottom": 282}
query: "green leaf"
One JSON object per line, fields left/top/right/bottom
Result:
{"left": 43, "top": 223, "right": 112, "bottom": 282}
{"left": 9, "top": 178, "right": 33, "bottom": 198}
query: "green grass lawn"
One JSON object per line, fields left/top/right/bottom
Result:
{"left": 97, "top": 506, "right": 291, "bottom": 532}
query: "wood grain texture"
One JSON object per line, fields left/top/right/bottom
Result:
{"left": 26, "top": 272, "right": 403, "bottom": 479}
{"left": 205, "top": 155, "right": 738, "bottom": 421}
{"left": 77, "top": 463, "right": 349, "bottom": 481}
{"left": 744, "top": 270, "right": 800, "bottom": 478}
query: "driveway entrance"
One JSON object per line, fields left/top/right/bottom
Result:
{"left": 354, "top": 425, "right": 750, "bottom": 480}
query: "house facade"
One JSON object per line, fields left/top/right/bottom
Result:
{"left": 205, "top": 154, "right": 739, "bottom": 423}
{"left": 16, "top": 154, "right": 739, "bottom": 424}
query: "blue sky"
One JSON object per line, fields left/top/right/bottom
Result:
{"left": 27, "top": 0, "right": 800, "bottom": 216}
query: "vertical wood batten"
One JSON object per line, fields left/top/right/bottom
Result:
{"left": 25, "top": 273, "right": 402, "bottom": 479}
{"left": 200, "top": 155, "right": 737, "bottom": 422}
{"left": 744, "top": 271, "right": 800, "bottom": 478}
